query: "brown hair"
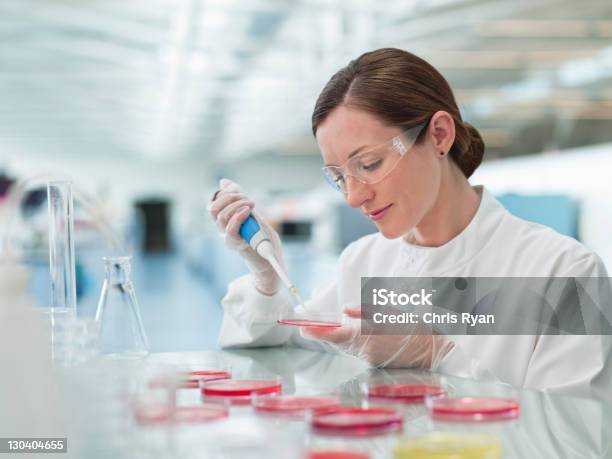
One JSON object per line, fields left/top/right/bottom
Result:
{"left": 312, "top": 48, "right": 484, "bottom": 178}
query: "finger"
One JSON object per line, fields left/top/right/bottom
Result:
{"left": 216, "top": 199, "right": 255, "bottom": 230}
{"left": 226, "top": 206, "right": 252, "bottom": 238}
{"left": 209, "top": 192, "right": 251, "bottom": 219}
{"left": 207, "top": 179, "right": 242, "bottom": 209}
{"left": 300, "top": 325, "right": 356, "bottom": 344}
{"left": 219, "top": 178, "right": 241, "bottom": 192}
{"left": 343, "top": 306, "right": 362, "bottom": 319}
{"left": 209, "top": 189, "right": 223, "bottom": 204}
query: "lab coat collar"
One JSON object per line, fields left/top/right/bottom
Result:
{"left": 400, "top": 186, "right": 506, "bottom": 275}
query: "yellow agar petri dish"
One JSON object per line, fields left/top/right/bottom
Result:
{"left": 393, "top": 432, "right": 502, "bottom": 459}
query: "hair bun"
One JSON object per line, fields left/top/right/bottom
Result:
{"left": 459, "top": 121, "right": 485, "bottom": 178}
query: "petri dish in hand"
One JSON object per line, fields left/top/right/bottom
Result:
{"left": 277, "top": 310, "right": 343, "bottom": 328}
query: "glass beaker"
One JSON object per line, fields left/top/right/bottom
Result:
{"left": 50, "top": 316, "right": 101, "bottom": 366}
{"left": 96, "top": 256, "right": 149, "bottom": 359}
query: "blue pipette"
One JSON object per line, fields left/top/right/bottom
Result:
{"left": 240, "top": 214, "right": 305, "bottom": 306}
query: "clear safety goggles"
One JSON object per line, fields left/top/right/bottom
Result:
{"left": 321, "top": 123, "right": 426, "bottom": 194}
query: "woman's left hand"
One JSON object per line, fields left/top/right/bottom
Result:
{"left": 300, "top": 306, "right": 453, "bottom": 369}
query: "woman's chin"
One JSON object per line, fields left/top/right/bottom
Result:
{"left": 376, "top": 219, "right": 418, "bottom": 240}
{"left": 376, "top": 224, "right": 404, "bottom": 239}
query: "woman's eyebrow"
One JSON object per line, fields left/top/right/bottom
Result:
{"left": 324, "top": 144, "right": 371, "bottom": 167}
{"left": 348, "top": 145, "right": 370, "bottom": 159}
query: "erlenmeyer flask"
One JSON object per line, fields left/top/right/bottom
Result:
{"left": 96, "top": 256, "right": 149, "bottom": 359}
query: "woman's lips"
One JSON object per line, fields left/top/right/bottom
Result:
{"left": 368, "top": 204, "right": 392, "bottom": 221}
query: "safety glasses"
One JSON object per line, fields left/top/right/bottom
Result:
{"left": 321, "top": 123, "right": 426, "bottom": 194}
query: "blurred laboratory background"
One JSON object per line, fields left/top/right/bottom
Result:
{"left": 2, "top": 0, "right": 612, "bottom": 351}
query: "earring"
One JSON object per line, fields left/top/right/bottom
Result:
{"left": 439, "top": 151, "right": 446, "bottom": 156}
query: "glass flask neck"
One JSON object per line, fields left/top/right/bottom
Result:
{"left": 103, "top": 256, "right": 132, "bottom": 286}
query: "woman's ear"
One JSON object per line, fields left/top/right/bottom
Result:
{"left": 427, "top": 111, "right": 455, "bottom": 155}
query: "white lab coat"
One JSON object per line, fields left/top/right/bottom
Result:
{"left": 218, "top": 186, "right": 612, "bottom": 399}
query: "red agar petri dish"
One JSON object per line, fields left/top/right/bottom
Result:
{"left": 173, "top": 406, "right": 228, "bottom": 423}
{"left": 202, "top": 378, "right": 282, "bottom": 403}
{"left": 254, "top": 396, "right": 341, "bottom": 417}
{"left": 311, "top": 408, "right": 403, "bottom": 437}
{"left": 277, "top": 319, "right": 342, "bottom": 328}
{"left": 368, "top": 384, "right": 445, "bottom": 403}
{"left": 429, "top": 397, "right": 520, "bottom": 422}
{"left": 133, "top": 403, "right": 173, "bottom": 425}
{"left": 305, "top": 450, "right": 370, "bottom": 459}
{"left": 134, "top": 405, "right": 228, "bottom": 425}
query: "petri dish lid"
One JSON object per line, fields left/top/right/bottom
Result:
{"left": 429, "top": 397, "right": 519, "bottom": 422}
{"left": 394, "top": 432, "right": 502, "bottom": 459}
{"left": 254, "top": 396, "right": 341, "bottom": 416}
{"left": 368, "top": 384, "right": 445, "bottom": 403}
{"left": 305, "top": 450, "right": 370, "bottom": 459}
{"left": 311, "top": 408, "right": 403, "bottom": 437}
{"left": 202, "top": 379, "right": 282, "bottom": 397}
{"left": 173, "top": 405, "right": 228, "bottom": 423}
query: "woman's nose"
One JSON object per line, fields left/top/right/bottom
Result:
{"left": 345, "top": 176, "right": 373, "bottom": 208}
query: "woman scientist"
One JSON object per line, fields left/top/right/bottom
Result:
{"left": 208, "top": 48, "right": 611, "bottom": 399}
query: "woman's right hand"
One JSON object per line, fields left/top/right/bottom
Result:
{"left": 208, "top": 178, "right": 285, "bottom": 295}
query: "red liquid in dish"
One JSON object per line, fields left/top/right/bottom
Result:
{"left": 202, "top": 379, "right": 282, "bottom": 397}
{"left": 311, "top": 408, "right": 403, "bottom": 437}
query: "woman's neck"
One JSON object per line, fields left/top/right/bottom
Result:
{"left": 404, "top": 169, "right": 481, "bottom": 248}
